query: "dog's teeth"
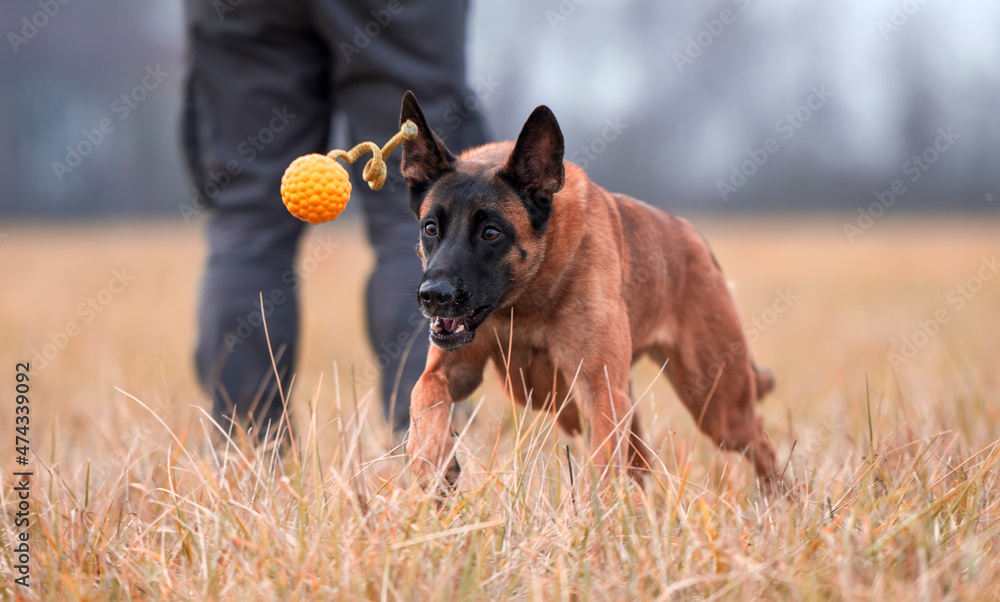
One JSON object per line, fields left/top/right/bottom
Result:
{"left": 455, "top": 324, "right": 465, "bottom": 333}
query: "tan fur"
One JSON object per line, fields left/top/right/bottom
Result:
{"left": 406, "top": 143, "right": 780, "bottom": 490}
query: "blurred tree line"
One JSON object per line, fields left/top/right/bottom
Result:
{"left": 1, "top": 0, "right": 997, "bottom": 217}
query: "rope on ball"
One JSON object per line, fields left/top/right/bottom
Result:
{"left": 280, "top": 120, "right": 418, "bottom": 224}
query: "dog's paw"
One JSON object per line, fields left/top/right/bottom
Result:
{"left": 442, "top": 456, "right": 462, "bottom": 492}
{"left": 754, "top": 366, "right": 776, "bottom": 401}
{"left": 758, "top": 473, "right": 797, "bottom": 502}
{"left": 406, "top": 430, "right": 458, "bottom": 490}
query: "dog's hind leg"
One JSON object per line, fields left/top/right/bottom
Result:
{"left": 656, "top": 342, "right": 780, "bottom": 488}
{"left": 620, "top": 378, "right": 653, "bottom": 482}
{"left": 627, "top": 409, "right": 654, "bottom": 483}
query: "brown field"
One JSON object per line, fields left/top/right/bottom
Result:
{"left": 1, "top": 215, "right": 999, "bottom": 600}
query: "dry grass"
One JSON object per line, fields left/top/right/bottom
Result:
{"left": 1, "top": 215, "right": 999, "bottom": 600}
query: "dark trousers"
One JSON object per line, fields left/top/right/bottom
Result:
{"left": 182, "top": 0, "right": 488, "bottom": 436}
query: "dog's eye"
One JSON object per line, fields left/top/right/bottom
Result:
{"left": 424, "top": 222, "right": 438, "bottom": 237}
{"left": 482, "top": 226, "right": 500, "bottom": 241}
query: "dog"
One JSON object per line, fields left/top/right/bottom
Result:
{"left": 398, "top": 91, "right": 780, "bottom": 491}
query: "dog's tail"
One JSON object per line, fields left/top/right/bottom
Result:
{"left": 754, "top": 365, "right": 775, "bottom": 401}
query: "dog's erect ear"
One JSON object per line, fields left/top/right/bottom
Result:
{"left": 400, "top": 91, "right": 455, "bottom": 201}
{"left": 500, "top": 106, "right": 565, "bottom": 230}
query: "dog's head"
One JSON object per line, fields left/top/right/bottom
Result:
{"left": 399, "top": 91, "right": 565, "bottom": 351}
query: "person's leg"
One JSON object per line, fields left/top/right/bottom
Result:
{"left": 195, "top": 210, "right": 303, "bottom": 440}
{"left": 311, "top": 0, "right": 491, "bottom": 433}
{"left": 183, "top": 0, "right": 332, "bottom": 440}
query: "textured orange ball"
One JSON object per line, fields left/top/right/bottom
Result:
{"left": 280, "top": 154, "right": 352, "bottom": 224}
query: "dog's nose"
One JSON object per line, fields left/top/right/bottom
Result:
{"left": 419, "top": 280, "right": 456, "bottom": 310}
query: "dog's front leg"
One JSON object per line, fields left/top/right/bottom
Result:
{"left": 407, "top": 369, "right": 461, "bottom": 490}
{"left": 577, "top": 352, "right": 635, "bottom": 477}
{"left": 406, "top": 344, "right": 487, "bottom": 491}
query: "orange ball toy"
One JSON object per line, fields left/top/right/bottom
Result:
{"left": 279, "top": 120, "right": 417, "bottom": 225}
{"left": 280, "top": 154, "right": 352, "bottom": 224}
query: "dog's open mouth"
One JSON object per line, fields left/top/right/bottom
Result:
{"left": 428, "top": 306, "right": 493, "bottom": 350}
